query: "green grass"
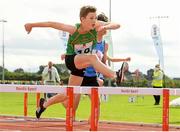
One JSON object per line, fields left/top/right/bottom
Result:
{"left": 0, "top": 93, "right": 180, "bottom": 125}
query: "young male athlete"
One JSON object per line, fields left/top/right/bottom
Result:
{"left": 25, "top": 5, "right": 122, "bottom": 119}
{"left": 72, "top": 13, "right": 130, "bottom": 121}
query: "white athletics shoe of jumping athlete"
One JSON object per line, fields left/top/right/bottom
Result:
{"left": 116, "top": 62, "right": 129, "bottom": 85}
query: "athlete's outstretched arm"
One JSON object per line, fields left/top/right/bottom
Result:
{"left": 95, "top": 20, "right": 120, "bottom": 32}
{"left": 107, "top": 56, "right": 131, "bottom": 62}
{"left": 102, "top": 43, "right": 108, "bottom": 64}
{"left": 24, "top": 22, "right": 76, "bottom": 34}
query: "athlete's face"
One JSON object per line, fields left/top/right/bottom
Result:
{"left": 81, "top": 12, "right": 97, "bottom": 30}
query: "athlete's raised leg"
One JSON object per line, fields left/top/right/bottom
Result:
{"left": 74, "top": 54, "right": 116, "bottom": 78}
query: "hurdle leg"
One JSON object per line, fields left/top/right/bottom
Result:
{"left": 66, "top": 87, "right": 74, "bottom": 131}
{"left": 24, "top": 93, "right": 28, "bottom": 117}
{"left": 90, "top": 88, "right": 99, "bottom": 131}
{"left": 36, "top": 93, "right": 40, "bottom": 108}
{"left": 162, "top": 89, "right": 169, "bottom": 131}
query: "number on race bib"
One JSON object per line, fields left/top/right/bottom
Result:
{"left": 84, "top": 48, "right": 90, "bottom": 53}
{"left": 74, "top": 42, "right": 93, "bottom": 54}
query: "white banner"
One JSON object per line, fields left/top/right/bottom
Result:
{"left": 59, "top": 31, "right": 69, "bottom": 51}
{"left": 151, "top": 24, "right": 164, "bottom": 70}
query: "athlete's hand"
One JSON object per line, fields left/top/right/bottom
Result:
{"left": 24, "top": 23, "right": 32, "bottom": 34}
{"left": 126, "top": 57, "right": 131, "bottom": 62}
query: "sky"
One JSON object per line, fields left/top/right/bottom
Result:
{"left": 0, "top": 0, "right": 180, "bottom": 78}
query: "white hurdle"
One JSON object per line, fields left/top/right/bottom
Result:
{"left": 1, "top": 84, "right": 180, "bottom": 131}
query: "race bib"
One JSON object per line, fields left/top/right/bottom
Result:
{"left": 74, "top": 42, "right": 93, "bottom": 54}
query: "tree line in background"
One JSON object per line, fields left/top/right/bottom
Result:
{"left": 0, "top": 64, "right": 69, "bottom": 84}
{"left": 0, "top": 65, "right": 180, "bottom": 88}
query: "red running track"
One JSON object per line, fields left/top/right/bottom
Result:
{"left": 0, "top": 116, "right": 179, "bottom": 131}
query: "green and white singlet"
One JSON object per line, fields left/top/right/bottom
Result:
{"left": 66, "top": 23, "right": 97, "bottom": 55}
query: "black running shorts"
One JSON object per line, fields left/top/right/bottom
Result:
{"left": 81, "top": 76, "right": 99, "bottom": 86}
{"left": 65, "top": 54, "right": 85, "bottom": 77}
